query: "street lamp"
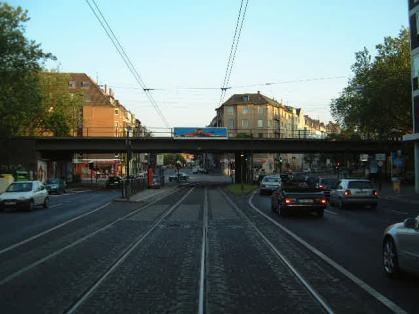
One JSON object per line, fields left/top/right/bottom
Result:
{"left": 125, "top": 126, "right": 133, "bottom": 198}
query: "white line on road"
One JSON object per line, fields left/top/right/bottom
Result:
{"left": 0, "top": 187, "right": 181, "bottom": 285}
{"left": 325, "top": 209, "right": 338, "bottom": 216}
{"left": 221, "top": 190, "right": 334, "bottom": 314}
{"left": 248, "top": 191, "right": 407, "bottom": 314}
{"left": 48, "top": 203, "right": 64, "bottom": 209}
{"left": 0, "top": 202, "right": 111, "bottom": 256}
{"left": 66, "top": 187, "right": 195, "bottom": 314}
{"left": 385, "top": 209, "right": 408, "bottom": 215}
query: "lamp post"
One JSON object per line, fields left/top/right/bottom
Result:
{"left": 125, "top": 126, "right": 133, "bottom": 199}
{"left": 240, "top": 153, "right": 244, "bottom": 194}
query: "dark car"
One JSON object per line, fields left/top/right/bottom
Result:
{"left": 106, "top": 176, "right": 122, "bottom": 188}
{"left": 291, "top": 172, "right": 309, "bottom": 183}
{"left": 169, "top": 172, "right": 189, "bottom": 182}
{"left": 271, "top": 181, "right": 327, "bottom": 217}
{"left": 315, "top": 177, "right": 339, "bottom": 199}
{"left": 46, "top": 178, "right": 66, "bottom": 194}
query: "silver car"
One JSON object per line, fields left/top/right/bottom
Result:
{"left": 330, "top": 179, "right": 378, "bottom": 209}
{"left": 383, "top": 216, "right": 419, "bottom": 277}
{"left": 260, "top": 175, "right": 281, "bottom": 195}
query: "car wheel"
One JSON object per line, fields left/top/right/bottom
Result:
{"left": 383, "top": 237, "right": 400, "bottom": 278}
{"left": 279, "top": 205, "right": 289, "bottom": 217}
{"left": 27, "top": 200, "right": 34, "bottom": 211}
{"left": 43, "top": 197, "right": 49, "bottom": 209}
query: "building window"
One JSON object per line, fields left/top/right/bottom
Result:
{"left": 226, "top": 106, "right": 234, "bottom": 114}
{"left": 258, "top": 107, "right": 264, "bottom": 114}
{"left": 414, "top": 54, "right": 419, "bottom": 90}
{"left": 80, "top": 81, "right": 90, "bottom": 88}
{"left": 242, "top": 107, "right": 250, "bottom": 114}
{"left": 241, "top": 119, "right": 249, "bottom": 128}
{"left": 115, "top": 109, "right": 119, "bottom": 115}
{"left": 68, "top": 81, "right": 76, "bottom": 88}
{"left": 268, "top": 120, "right": 273, "bottom": 128}
{"left": 257, "top": 120, "right": 263, "bottom": 128}
{"left": 228, "top": 119, "right": 235, "bottom": 129}
{"left": 243, "top": 95, "right": 249, "bottom": 102}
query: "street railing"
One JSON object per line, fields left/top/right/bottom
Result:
{"left": 121, "top": 177, "right": 147, "bottom": 199}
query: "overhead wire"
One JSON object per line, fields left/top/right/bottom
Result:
{"left": 218, "top": 0, "right": 249, "bottom": 106}
{"left": 85, "top": 0, "right": 170, "bottom": 128}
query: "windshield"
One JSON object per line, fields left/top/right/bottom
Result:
{"left": 348, "top": 181, "right": 373, "bottom": 189}
{"left": 6, "top": 182, "right": 33, "bottom": 192}
{"left": 263, "top": 177, "right": 280, "bottom": 183}
{"left": 47, "top": 179, "right": 59, "bottom": 184}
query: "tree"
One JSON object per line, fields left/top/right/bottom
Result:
{"left": 0, "top": 2, "right": 55, "bottom": 137}
{"left": 34, "top": 72, "right": 84, "bottom": 136}
{"left": 330, "top": 28, "right": 411, "bottom": 140}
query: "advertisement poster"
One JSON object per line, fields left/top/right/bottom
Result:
{"left": 173, "top": 127, "right": 228, "bottom": 139}
{"left": 37, "top": 160, "right": 48, "bottom": 183}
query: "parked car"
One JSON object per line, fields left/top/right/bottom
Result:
{"left": 329, "top": 179, "right": 378, "bottom": 209}
{"left": 169, "top": 172, "right": 189, "bottom": 182}
{"left": 259, "top": 175, "right": 282, "bottom": 195}
{"left": 192, "top": 167, "right": 207, "bottom": 174}
{"left": 383, "top": 216, "right": 419, "bottom": 277}
{"left": 279, "top": 173, "right": 292, "bottom": 184}
{"left": 150, "top": 175, "right": 161, "bottom": 189}
{"left": 105, "top": 176, "right": 123, "bottom": 188}
{"left": 271, "top": 180, "right": 327, "bottom": 217}
{"left": 0, "top": 180, "right": 49, "bottom": 211}
{"left": 309, "top": 177, "right": 339, "bottom": 200}
{"left": 46, "top": 178, "right": 66, "bottom": 194}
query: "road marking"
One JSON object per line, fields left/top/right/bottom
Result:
{"left": 325, "top": 209, "right": 338, "bottom": 216}
{"left": 0, "top": 187, "right": 182, "bottom": 285}
{"left": 66, "top": 187, "right": 195, "bottom": 314}
{"left": 198, "top": 187, "right": 208, "bottom": 314}
{"left": 221, "top": 190, "right": 334, "bottom": 314}
{"left": 385, "top": 209, "right": 408, "bottom": 215}
{"left": 248, "top": 191, "right": 407, "bottom": 314}
{"left": 49, "top": 203, "right": 63, "bottom": 209}
{"left": 0, "top": 202, "right": 111, "bottom": 256}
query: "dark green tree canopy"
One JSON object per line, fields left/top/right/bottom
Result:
{"left": 0, "top": 2, "right": 55, "bottom": 137}
{"left": 330, "top": 28, "right": 411, "bottom": 140}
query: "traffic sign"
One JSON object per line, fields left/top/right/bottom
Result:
{"left": 375, "top": 153, "right": 386, "bottom": 161}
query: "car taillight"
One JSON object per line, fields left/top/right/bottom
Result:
{"left": 319, "top": 184, "right": 325, "bottom": 189}
{"left": 285, "top": 198, "right": 295, "bottom": 204}
{"left": 372, "top": 190, "right": 379, "bottom": 197}
{"left": 320, "top": 198, "right": 327, "bottom": 204}
{"left": 344, "top": 190, "right": 351, "bottom": 197}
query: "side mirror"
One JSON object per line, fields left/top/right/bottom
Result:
{"left": 403, "top": 218, "right": 416, "bottom": 229}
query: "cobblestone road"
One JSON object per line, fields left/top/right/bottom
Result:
{"left": 0, "top": 184, "right": 403, "bottom": 313}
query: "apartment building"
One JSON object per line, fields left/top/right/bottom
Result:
{"left": 67, "top": 73, "right": 138, "bottom": 177}
{"left": 213, "top": 92, "right": 340, "bottom": 173}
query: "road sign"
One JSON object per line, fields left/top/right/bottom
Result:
{"left": 156, "top": 154, "right": 164, "bottom": 166}
{"left": 360, "top": 154, "right": 369, "bottom": 162}
{"left": 375, "top": 153, "right": 386, "bottom": 161}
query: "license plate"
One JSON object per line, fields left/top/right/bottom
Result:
{"left": 4, "top": 201, "right": 16, "bottom": 205}
{"left": 299, "top": 199, "right": 313, "bottom": 204}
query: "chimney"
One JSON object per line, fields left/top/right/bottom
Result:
{"left": 257, "top": 90, "right": 260, "bottom": 94}
{"left": 104, "top": 84, "right": 108, "bottom": 95}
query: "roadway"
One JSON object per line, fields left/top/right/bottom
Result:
{"left": 0, "top": 175, "right": 417, "bottom": 313}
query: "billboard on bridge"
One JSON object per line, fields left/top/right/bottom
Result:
{"left": 173, "top": 127, "right": 228, "bottom": 139}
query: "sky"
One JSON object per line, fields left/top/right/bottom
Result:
{"left": 9, "top": 0, "right": 409, "bottom": 130}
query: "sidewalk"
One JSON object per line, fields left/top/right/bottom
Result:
{"left": 378, "top": 182, "right": 419, "bottom": 205}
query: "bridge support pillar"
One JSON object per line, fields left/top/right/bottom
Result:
{"left": 235, "top": 152, "right": 249, "bottom": 184}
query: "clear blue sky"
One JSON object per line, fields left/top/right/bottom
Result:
{"left": 9, "top": 0, "right": 409, "bottom": 129}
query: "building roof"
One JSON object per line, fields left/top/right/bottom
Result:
{"left": 220, "top": 92, "right": 292, "bottom": 113}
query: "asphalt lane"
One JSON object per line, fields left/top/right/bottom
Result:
{"left": 252, "top": 191, "right": 419, "bottom": 313}
{"left": 0, "top": 189, "right": 119, "bottom": 249}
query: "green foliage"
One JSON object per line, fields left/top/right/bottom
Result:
{"left": 163, "top": 153, "right": 186, "bottom": 166}
{"left": 36, "top": 72, "right": 84, "bottom": 136}
{"left": 0, "top": 2, "right": 55, "bottom": 137}
{"left": 330, "top": 28, "right": 411, "bottom": 139}
{"left": 226, "top": 184, "right": 257, "bottom": 195}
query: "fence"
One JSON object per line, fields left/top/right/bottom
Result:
{"left": 69, "top": 127, "right": 333, "bottom": 139}
{"left": 121, "top": 178, "right": 147, "bottom": 199}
